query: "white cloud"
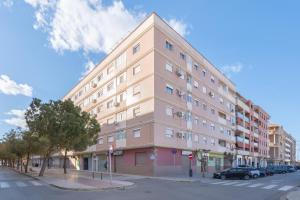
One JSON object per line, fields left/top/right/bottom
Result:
{"left": 221, "top": 63, "right": 244, "bottom": 78}
{"left": 4, "top": 109, "right": 27, "bottom": 129}
{"left": 2, "top": 0, "right": 14, "bottom": 7}
{"left": 23, "top": 0, "right": 189, "bottom": 77}
{"left": 80, "top": 60, "right": 96, "bottom": 80}
{"left": 0, "top": 74, "right": 33, "bottom": 97}
{"left": 165, "top": 18, "right": 189, "bottom": 37}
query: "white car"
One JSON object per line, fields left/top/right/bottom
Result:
{"left": 237, "top": 166, "right": 260, "bottom": 178}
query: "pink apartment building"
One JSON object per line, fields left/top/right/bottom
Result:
{"left": 64, "top": 13, "right": 238, "bottom": 176}
{"left": 235, "top": 93, "right": 270, "bottom": 167}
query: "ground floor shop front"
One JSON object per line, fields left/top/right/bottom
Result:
{"left": 74, "top": 147, "right": 233, "bottom": 176}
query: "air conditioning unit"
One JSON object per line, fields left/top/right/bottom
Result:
{"left": 92, "top": 99, "right": 97, "bottom": 103}
{"left": 176, "top": 111, "right": 184, "bottom": 118}
{"left": 176, "top": 69, "right": 183, "bottom": 77}
{"left": 176, "top": 132, "right": 183, "bottom": 138}
{"left": 92, "top": 83, "right": 97, "bottom": 88}
{"left": 114, "top": 102, "right": 120, "bottom": 107}
{"left": 176, "top": 89, "right": 185, "bottom": 97}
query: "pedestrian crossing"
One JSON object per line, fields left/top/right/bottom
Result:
{"left": 0, "top": 181, "right": 43, "bottom": 189}
{"left": 209, "top": 180, "right": 295, "bottom": 192}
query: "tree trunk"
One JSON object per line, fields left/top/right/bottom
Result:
{"left": 63, "top": 149, "right": 68, "bottom": 174}
{"left": 25, "top": 152, "right": 30, "bottom": 173}
{"left": 39, "top": 155, "right": 49, "bottom": 177}
{"left": 20, "top": 158, "right": 23, "bottom": 172}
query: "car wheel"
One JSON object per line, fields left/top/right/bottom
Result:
{"left": 221, "top": 175, "right": 226, "bottom": 180}
{"left": 253, "top": 174, "right": 258, "bottom": 179}
{"left": 244, "top": 175, "right": 250, "bottom": 180}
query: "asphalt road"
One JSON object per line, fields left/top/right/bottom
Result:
{"left": 1, "top": 167, "right": 299, "bottom": 200}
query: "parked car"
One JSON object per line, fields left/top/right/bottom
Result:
{"left": 271, "top": 166, "right": 288, "bottom": 174}
{"left": 258, "top": 167, "right": 274, "bottom": 177}
{"left": 296, "top": 166, "right": 300, "bottom": 170}
{"left": 287, "top": 166, "right": 297, "bottom": 173}
{"left": 213, "top": 168, "right": 253, "bottom": 180}
{"left": 237, "top": 166, "right": 260, "bottom": 178}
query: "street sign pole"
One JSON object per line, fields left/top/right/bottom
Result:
{"left": 188, "top": 154, "right": 193, "bottom": 177}
{"left": 109, "top": 145, "right": 113, "bottom": 184}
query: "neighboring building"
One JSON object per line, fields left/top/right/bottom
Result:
{"left": 268, "top": 124, "right": 296, "bottom": 165}
{"left": 235, "top": 93, "right": 270, "bottom": 168}
{"left": 63, "top": 13, "right": 237, "bottom": 176}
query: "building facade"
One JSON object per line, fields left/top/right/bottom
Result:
{"left": 64, "top": 13, "right": 237, "bottom": 176}
{"left": 235, "top": 93, "right": 270, "bottom": 168}
{"left": 268, "top": 124, "right": 296, "bottom": 165}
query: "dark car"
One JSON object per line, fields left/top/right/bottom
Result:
{"left": 258, "top": 167, "right": 274, "bottom": 177}
{"left": 213, "top": 168, "right": 252, "bottom": 180}
{"left": 287, "top": 166, "right": 297, "bottom": 173}
{"left": 272, "top": 166, "right": 288, "bottom": 174}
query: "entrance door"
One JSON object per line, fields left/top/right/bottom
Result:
{"left": 83, "top": 158, "right": 89, "bottom": 170}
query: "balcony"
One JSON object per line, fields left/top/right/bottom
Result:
{"left": 254, "top": 142, "right": 259, "bottom": 147}
{"left": 237, "top": 125, "right": 250, "bottom": 134}
{"left": 237, "top": 150, "right": 250, "bottom": 156}
{"left": 237, "top": 99, "right": 250, "bottom": 112}
{"left": 253, "top": 132, "right": 259, "bottom": 138}
{"left": 218, "top": 117, "right": 227, "bottom": 125}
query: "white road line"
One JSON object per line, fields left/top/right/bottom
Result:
{"left": 234, "top": 182, "right": 250, "bottom": 187}
{"left": 223, "top": 181, "right": 239, "bottom": 186}
{"left": 0, "top": 182, "right": 10, "bottom": 188}
{"left": 211, "top": 181, "right": 228, "bottom": 185}
{"left": 263, "top": 185, "right": 278, "bottom": 189}
{"left": 16, "top": 181, "right": 27, "bottom": 187}
{"left": 30, "top": 181, "right": 42, "bottom": 186}
{"left": 278, "top": 186, "right": 294, "bottom": 191}
{"left": 248, "top": 183, "right": 264, "bottom": 188}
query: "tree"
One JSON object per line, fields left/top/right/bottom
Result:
{"left": 58, "top": 99, "right": 100, "bottom": 174}
{"left": 25, "top": 98, "right": 62, "bottom": 176}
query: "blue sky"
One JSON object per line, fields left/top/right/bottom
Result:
{"left": 0, "top": 0, "right": 299, "bottom": 157}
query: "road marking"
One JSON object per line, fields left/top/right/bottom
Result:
{"left": 16, "top": 181, "right": 27, "bottom": 187}
{"left": 234, "top": 182, "right": 250, "bottom": 187}
{"left": 223, "top": 181, "right": 239, "bottom": 186}
{"left": 30, "top": 181, "right": 42, "bottom": 186}
{"left": 263, "top": 185, "right": 278, "bottom": 189}
{"left": 0, "top": 182, "right": 10, "bottom": 188}
{"left": 248, "top": 183, "right": 264, "bottom": 188}
{"left": 278, "top": 186, "right": 294, "bottom": 191}
{"left": 211, "top": 181, "right": 228, "bottom": 185}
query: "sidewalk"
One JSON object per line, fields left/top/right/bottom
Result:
{"left": 13, "top": 167, "right": 134, "bottom": 191}
{"left": 285, "top": 189, "right": 300, "bottom": 200}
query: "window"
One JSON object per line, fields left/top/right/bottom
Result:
{"left": 133, "top": 65, "right": 141, "bottom": 75}
{"left": 107, "top": 82, "right": 114, "bottom": 92}
{"left": 107, "top": 100, "right": 113, "bottom": 109}
{"left": 202, "top": 86, "right": 207, "bottom": 94}
{"left": 194, "top": 80, "right": 199, "bottom": 88}
{"left": 219, "top": 97, "right": 224, "bottom": 104}
{"left": 194, "top": 117, "right": 199, "bottom": 125}
{"left": 97, "top": 89, "right": 103, "bottom": 98}
{"left": 118, "top": 73, "right": 126, "bottom": 85}
{"left": 133, "top": 129, "right": 141, "bottom": 138}
{"left": 165, "top": 84, "right": 173, "bottom": 95}
{"left": 203, "top": 137, "right": 207, "bottom": 144}
{"left": 187, "top": 75, "right": 192, "bottom": 84}
{"left": 97, "top": 73, "right": 103, "bottom": 82}
{"left": 211, "top": 139, "right": 215, "bottom": 145}
{"left": 194, "top": 99, "right": 200, "bottom": 106}
{"left": 107, "top": 117, "right": 114, "bottom": 124}
{"left": 132, "top": 43, "right": 140, "bottom": 54}
{"left": 211, "top": 108, "right": 215, "bottom": 115}
{"left": 133, "top": 85, "right": 141, "bottom": 96}
{"left": 165, "top": 106, "right": 173, "bottom": 116}
{"left": 194, "top": 135, "right": 199, "bottom": 142}
{"left": 202, "top": 103, "right": 207, "bottom": 111}
{"left": 194, "top": 63, "right": 199, "bottom": 70}
{"left": 211, "top": 76, "right": 215, "bottom": 83}
{"left": 115, "top": 52, "right": 126, "bottom": 68}
{"left": 220, "top": 127, "right": 224, "bottom": 134}
{"left": 165, "top": 128, "right": 174, "bottom": 138}
{"left": 133, "top": 106, "right": 141, "bottom": 117}
{"left": 117, "top": 111, "right": 126, "bottom": 122}
{"left": 210, "top": 123, "right": 215, "bottom": 131}
{"left": 97, "top": 105, "right": 103, "bottom": 113}
{"left": 118, "top": 92, "right": 126, "bottom": 102}
{"left": 116, "top": 130, "right": 126, "bottom": 140}
{"left": 202, "top": 69, "right": 207, "bottom": 77}
{"left": 135, "top": 152, "right": 146, "bottom": 166}
{"left": 98, "top": 138, "right": 104, "bottom": 144}
{"left": 180, "top": 52, "right": 186, "bottom": 60}
{"left": 108, "top": 135, "right": 114, "bottom": 143}
{"left": 202, "top": 120, "right": 207, "bottom": 127}
{"left": 165, "top": 63, "right": 173, "bottom": 72}
{"left": 107, "top": 65, "right": 114, "bottom": 75}
{"left": 165, "top": 40, "right": 173, "bottom": 51}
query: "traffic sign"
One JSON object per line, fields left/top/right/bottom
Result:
{"left": 188, "top": 154, "right": 193, "bottom": 160}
